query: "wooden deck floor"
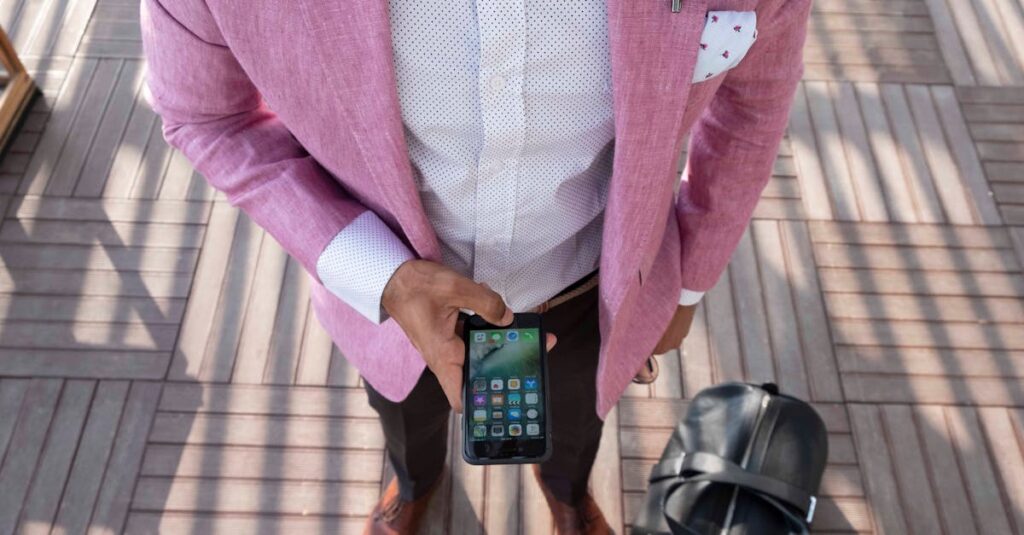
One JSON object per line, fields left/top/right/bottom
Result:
{"left": 0, "top": 0, "right": 1023, "bottom": 533}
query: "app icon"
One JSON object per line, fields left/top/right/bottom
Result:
{"left": 522, "top": 330, "right": 536, "bottom": 341}
{"left": 509, "top": 424, "right": 522, "bottom": 437}
{"left": 474, "top": 332, "right": 486, "bottom": 343}
{"left": 524, "top": 377, "right": 538, "bottom": 390}
{"left": 507, "top": 393, "right": 521, "bottom": 406}
{"left": 473, "top": 393, "right": 486, "bottom": 406}
{"left": 507, "top": 378, "right": 521, "bottom": 390}
{"left": 526, "top": 408, "right": 539, "bottom": 419}
{"left": 491, "top": 393, "right": 505, "bottom": 406}
{"left": 491, "top": 424, "right": 505, "bottom": 437}
{"left": 473, "top": 425, "right": 488, "bottom": 438}
{"left": 526, "top": 423, "right": 540, "bottom": 436}
{"left": 506, "top": 330, "right": 519, "bottom": 342}
{"left": 491, "top": 410, "right": 504, "bottom": 420}
{"left": 473, "top": 409, "right": 487, "bottom": 422}
{"left": 508, "top": 408, "right": 521, "bottom": 420}
{"left": 491, "top": 332, "right": 502, "bottom": 342}
{"left": 473, "top": 378, "right": 488, "bottom": 392}
{"left": 525, "top": 392, "right": 539, "bottom": 405}
{"left": 490, "top": 378, "right": 503, "bottom": 391}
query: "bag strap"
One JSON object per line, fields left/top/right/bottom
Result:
{"left": 651, "top": 451, "right": 817, "bottom": 534}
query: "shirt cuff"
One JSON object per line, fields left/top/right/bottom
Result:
{"left": 315, "top": 211, "right": 415, "bottom": 324}
{"left": 679, "top": 288, "right": 705, "bottom": 306}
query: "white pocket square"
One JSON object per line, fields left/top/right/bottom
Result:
{"left": 692, "top": 11, "right": 758, "bottom": 83}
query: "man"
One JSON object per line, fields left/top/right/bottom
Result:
{"left": 141, "top": 0, "right": 810, "bottom": 533}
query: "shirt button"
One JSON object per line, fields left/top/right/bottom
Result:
{"left": 488, "top": 75, "right": 506, "bottom": 93}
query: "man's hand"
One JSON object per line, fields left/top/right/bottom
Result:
{"left": 381, "top": 259, "right": 555, "bottom": 412}
{"left": 652, "top": 304, "right": 698, "bottom": 355}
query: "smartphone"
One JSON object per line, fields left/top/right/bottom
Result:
{"left": 462, "top": 312, "right": 551, "bottom": 465}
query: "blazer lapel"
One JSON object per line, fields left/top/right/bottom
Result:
{"left": 294, "top": 0, "right": 442, "bottom": 262}
{"left": 602, "top": 0, "right": 709, "bottom": 311}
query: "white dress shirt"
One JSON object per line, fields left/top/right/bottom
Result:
{"left": 316, "top": 1, "right": 757, "bottom": 323}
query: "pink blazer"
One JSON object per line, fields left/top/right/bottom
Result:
{"left": 141, "top": 0, "right": 810, "bottom": 418}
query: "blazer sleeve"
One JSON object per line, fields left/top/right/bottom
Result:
{"left": 140, "top": 0, "right": 373, "bottom": 282}
{"left": 675, "top": 0, "right": 811, "bottom": 291}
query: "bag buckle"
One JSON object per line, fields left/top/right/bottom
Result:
{"left": 806, "top": 496, "right": 817, "bottom": 524}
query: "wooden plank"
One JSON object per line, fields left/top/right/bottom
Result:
{"left": 520, "top": 464, "right": 553, "bottom": 535}
{"left": 905, "top": 85, "right": 977, "bottom": 224}
{"left": 788, "top": 84, "right": 834, "bottom": 220}
{"left": 831, "top": 318, "right": 1024, "bottom": 349}
{"left": 232, "top": 236, "right": 289, "bottom": 384}
{"left": 830, "top": 81, "right": 888, "bottom": 221}
{"left": 880, "top": 84, "right": 945, "bottom": 223}
{"left": 992, "top": 0, "right": 1024, "bottom": 76}
{"left": 71, "top": 59, "right": 140, "bottom": 198}
{"left": 805, "top": 81, "right": 860, "bottom": 221}
{"left": 0, "top": 268, "right": 223, "bottom": 298}
{"left": 51, "top": 381, "right": 129, "bottom": 535}
{"left": 728, "top": 228, "right": 775, "bottom": 384}
{"left": 157, "top": 149, "right": 199, "bottom": 200}
{"left": 878, "top": 405, "right": 943, "bottom": 534}
{"left": 50, "top": 0, "right": 99, "bottom": 57}
{"left": 45, "top": 58, "right": 122, "bottom": 196}
{"left": 836, "top": 345, "right": 1024, "bottom": 377}
{"left": 957, "top": 86, "right": 1024, "bottom": 105}
{"left": 818, "top": 267, "right": 1024, "bottom": 297}
{"left": 0, "top": 220, "right": 205, "bottom": 248}
{"left": 923, "top": 0, "right": 979, "bottom": 85}
{"left": 88, "top": 381, "right": 163, "bottom": 535}
{"left": 0, "top": 379, "right": 62, "bottom": 535}
{"left": 197, "top": 216, "right": 263, "bottom": 383}
{"left": 945, "top": 0, "right": 1003, "bottom": 84}
{"left": 483, "top": 464, "right": 519, "bottom": 535}
{"left": 263, "top": 258, "right": 311, "bottom": 385}
{"left": 140, "top": 444, "right": 383, "bottom": 482}
{"left": 847, "top": 405, "right": 909, "bottom": 535}
{"left": 124, "top": 512, "right": 365, "bottom": 534}
{"left": 808, "top": 220, "right": 1011, "bottom": 248}
{"left": 0, "top": 321, "right": 178, "bottom": 351}
{"left": 0, "top": 349, "right": 168, "bottom": 380}
{"left": 812, "top": 244, "right": 1019, "bottom": 272}
{"left": 157, "top": 383, "right": 374, "bottom": 419}
{"left": 10, "top": 196, "right": 210, "bottom": 224}
{"left": 449, "top": 415, "right": 485, "bottom": 535}
{"left": 752, "top": 221, "right": 810, "bottom": 399}
{"left": 102, "top": 79, "right": 158, "bottom": 198}
{"left": 680, "top": 300, "right": 714, "bottom": 398}
{"left": 592, "top": 407, "right": 624, "bottom": 535}
{"left": 327, "top": 346, "right": 361, "bottom": 387}
{"left": 844, "top": 374, "right": 1024, "bottom": 406}
{"left": 131, "top": 477, "right": 380, "bottom": 516}
{"left": 129, "top": 118, "right": 174, "bottom": 199}
{"left": 977, "top": 407, "right": 1024, "bottom": 534}
{"left": 946, "top": 406, "right": 1014, "bottom": 535}
{"left": 973, "top": 0, "right": 1024, "bottom": 84}
{"left": 16, "top": 380, "right": 95, "bottom": 535}
{"left": 295, "top": 301, "right": 334, "bottom": 386}
{"left": 0, "top": 244, "right": 199, "bottom": 273}
{"left": 825, "top": 292, "right": 1024, "bottom": 322}
{"left": 19, "top": 58, "right": 98, "bottom": 195}
{"left": 0, "top": 379, "right": 29, "bottom": 468}
{"left": 701, "top": 276, "right": 746, "bottom": 385}
{"left": 148, "top": 413, "right": 383, "bottom": 449}
{"left": 778, "top": 221, "right": 843, "bottom": 401}
{"left": 168, "top": 203, "right": 238, "bottom": 380}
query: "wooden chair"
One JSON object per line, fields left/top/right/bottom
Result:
{"left": 0, "top": 26, "right": 36, "bottom": 152}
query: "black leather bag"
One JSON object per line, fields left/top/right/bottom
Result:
{"left": 631, "top": 382, "right": 827, "bottom": 535}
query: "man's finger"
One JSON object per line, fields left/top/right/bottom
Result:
{"left": 448, "top": 276, "right": 512, "bottom": 326}
{"left": 545, "top": 333, "right": 557, "bottom": 352}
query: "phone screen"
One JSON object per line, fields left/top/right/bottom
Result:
{"left": 465, "top": 326, "right": 546, "bottom": 449}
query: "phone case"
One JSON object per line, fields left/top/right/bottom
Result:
{"left": 461, "top": 313, "right": 553, "bottom": 465}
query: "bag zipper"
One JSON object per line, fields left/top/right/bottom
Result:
{"left": 719, "top": 390, "right": 773, "bottom": 534}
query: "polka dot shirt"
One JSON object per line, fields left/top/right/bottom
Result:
{"left": 316, "top": 3, "right": 757, "bottom": 323}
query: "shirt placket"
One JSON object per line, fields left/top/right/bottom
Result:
{"left": 473, "top": 0, "right": 527, "bottom": 299}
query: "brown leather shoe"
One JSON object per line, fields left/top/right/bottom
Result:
{"left": 363, "top": 477, "right": 438, "bottom": 535}
{"left": 532, "top": 465, "right": 613, "bottom": 534}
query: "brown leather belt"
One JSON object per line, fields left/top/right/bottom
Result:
{"left": 529, "top": 271, "right": 599, "bottom": 314}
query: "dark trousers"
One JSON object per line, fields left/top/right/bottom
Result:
{"left": 364, "top": 282, "right": 604, "bottom": 504}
